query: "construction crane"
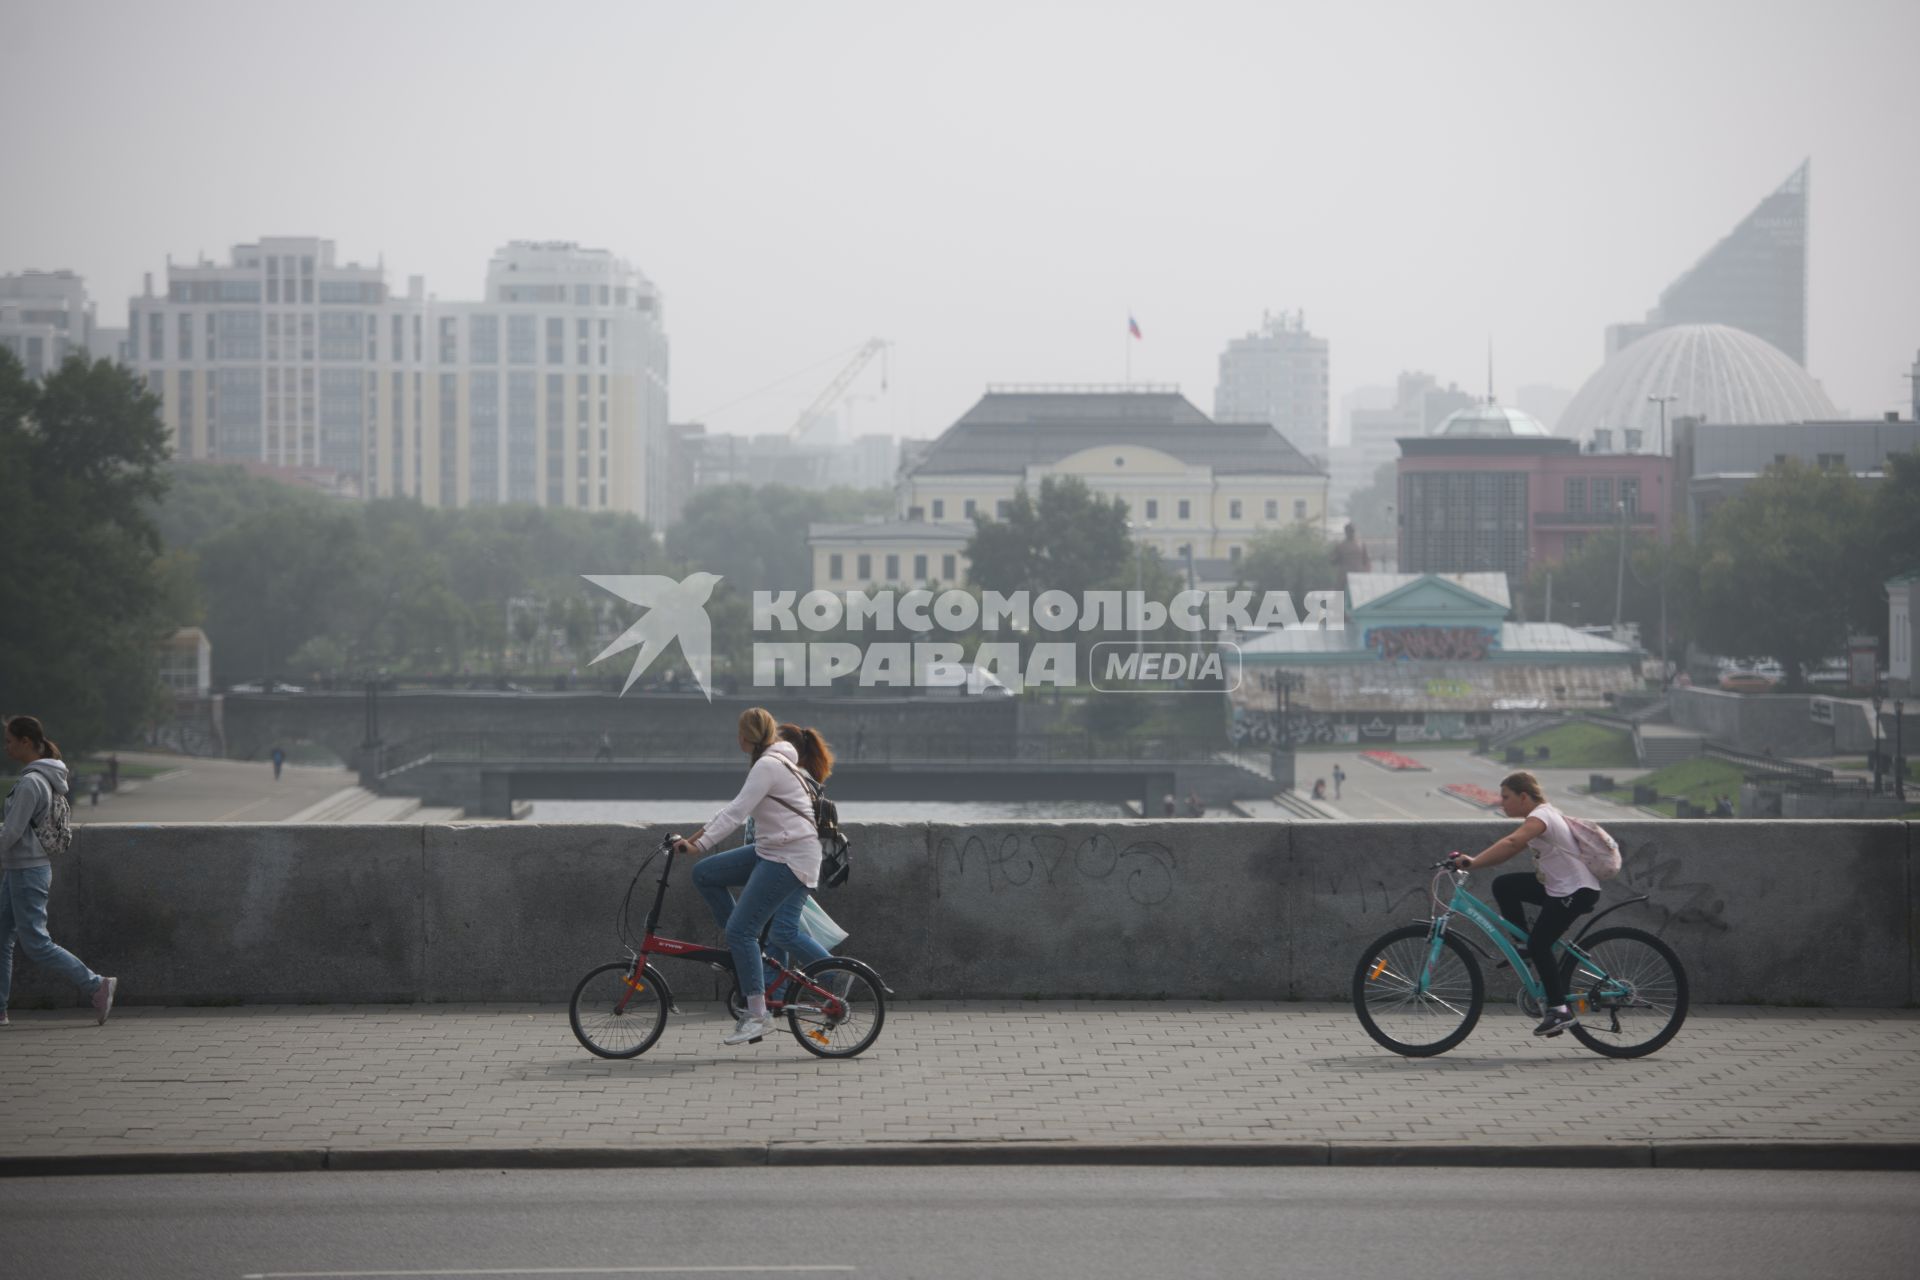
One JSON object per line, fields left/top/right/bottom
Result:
{"left": 789, "top": 338, "right": 890, "bottom": 441}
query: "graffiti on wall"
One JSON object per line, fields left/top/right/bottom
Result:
{"left": 1366, "top": 626, "right": 1499, "bottom": 661}
{"left": 934, "top": 830, "right": 1176, "bottom": 906}
{"left": 1229, "top": 708, "right": 1346, "bottom": 746}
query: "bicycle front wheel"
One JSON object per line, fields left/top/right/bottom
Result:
{"left": 1562, "top": 927, "right": 1688, "bottom": 1059}
{"left": 1352, "top": 924, "right": 1485, "bottom": 1057}
{"left": 786, "top": 957, "right": 886, "bottom": 1059}
{"left": 570, "top": 960, "right": 670, "bottom": 1059}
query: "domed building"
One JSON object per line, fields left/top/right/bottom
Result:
{"left": 1431, "top": 403, "right": 1553, "bottom": 439}
{"left": 1559, "top": 323, "right": 1835, "bottom": 451}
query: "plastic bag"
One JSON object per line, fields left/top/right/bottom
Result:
{"left": 799, "top": 894, "right": 849, "bottom": 949}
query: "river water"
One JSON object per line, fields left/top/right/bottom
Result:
{"left": 529, "top": 799, "right": 1128, "bottom": 823}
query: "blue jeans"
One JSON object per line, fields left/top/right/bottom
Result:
{"left": 0, "top": 865, "right": 103, "bottom": 1008}
{"left": 691, "top": 845, "right": 828, "bottom": 999}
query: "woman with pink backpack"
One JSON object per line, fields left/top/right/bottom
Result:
{"left": 1446, "top": 770, "right": 1605, "bottom": 1039}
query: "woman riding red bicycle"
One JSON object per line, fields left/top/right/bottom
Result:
{"left": 675, "top": 708, "right": 834, "bottom": 1046}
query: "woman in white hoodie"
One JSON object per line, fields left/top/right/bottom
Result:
{"left": 2, "top": 715, "right": 116, "bottom": 1027}
{"left": 676, "top": 708, "right": 833, "bottom": 1045}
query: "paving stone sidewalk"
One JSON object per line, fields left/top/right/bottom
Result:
{"left": 2, "top": 1003, "right": 1916, "bottom": 1168}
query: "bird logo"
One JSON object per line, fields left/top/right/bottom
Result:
{"left": 583, "top": 571, "right": 724, "bottom": 700}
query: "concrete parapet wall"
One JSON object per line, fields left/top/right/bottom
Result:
{"left": 13, "top": 821, "right": 1914, "bottom": 1008}
{"left": 1672, "top": 688, "right": 1836, "bottom": 757}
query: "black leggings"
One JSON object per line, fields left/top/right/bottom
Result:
{"left": 1492, "top": 873, "right": 1599, "bottom": 1007}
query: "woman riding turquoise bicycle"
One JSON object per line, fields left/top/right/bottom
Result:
{"left": 1446, "top": 770, "right": 1599, "bottom": 1038}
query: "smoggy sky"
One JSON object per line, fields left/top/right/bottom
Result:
{"left": 6, "top": 0, "right": 1916, "bottom": 441}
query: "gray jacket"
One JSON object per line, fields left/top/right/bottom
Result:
{"left": 1, "top": 758, "right": 69, "bottom": 871}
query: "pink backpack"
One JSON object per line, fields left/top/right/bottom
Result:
{"left": 1562, "top": 815, "right": 1622, "bottom": 881}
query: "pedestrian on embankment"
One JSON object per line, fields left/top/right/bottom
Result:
{"left": 1, "top": 715, "right": 117, "bottom": 1027}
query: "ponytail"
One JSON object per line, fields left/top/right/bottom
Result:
{"left": 4, "top": 715, "right": 61, "bottom": 761}
{"left": 778, "top": 723, "right": 834, "bottom": 783}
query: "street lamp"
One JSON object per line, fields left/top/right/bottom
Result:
{"left": 1872, "top": 691, "right": 1884, "bottom": 794}
{"left": 1127, "top": 518, "right": 1153, "bottom": 659}
{"left": 1611, "top": 500, "right": 1627, "bottom": 637}
{"left": 1647, "top": 393, "right": 1678, "bottom": 457}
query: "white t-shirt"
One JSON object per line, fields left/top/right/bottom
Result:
{"left": 1525, "top": 802, "right": 1602, "bottom": 898}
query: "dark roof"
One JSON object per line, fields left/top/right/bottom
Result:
{"left": 909, "top": 391, "right": 1325, "bottom": 477}
{"left": 1398, "top": 436, "right": 1578, "bottom": 457}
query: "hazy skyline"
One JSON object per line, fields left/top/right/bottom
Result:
{"left": 6, "top": 0, "right": 1917, "bottom": 444}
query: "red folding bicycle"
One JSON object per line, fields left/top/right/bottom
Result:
{"left": 568, "top": 835, "right": 889, "bottom": 1060}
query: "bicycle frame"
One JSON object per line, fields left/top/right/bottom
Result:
{"left": 1419, "top": 871, "right": 1641, "bottom": 1008}
{"left": 612, "top": 841, "right": 847, "bottom": 1023}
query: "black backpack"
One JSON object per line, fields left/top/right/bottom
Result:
{"left": 772, "top": 757, "right": 852, "bottom": 889}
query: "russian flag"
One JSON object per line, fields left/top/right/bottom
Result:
{"left": 1128, "top": 314, "right": 1142, "bottom": 340}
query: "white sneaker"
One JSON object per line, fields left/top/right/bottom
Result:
{"left": 93, "top": 977, "right": 118, "bottom": 1026}
{"left": 723, "top": 1014, "right": 772, "bottom": 1045}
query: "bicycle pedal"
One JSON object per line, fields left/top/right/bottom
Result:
{"left": 748, "top": 1036, "right": 764, "bottom": 1044}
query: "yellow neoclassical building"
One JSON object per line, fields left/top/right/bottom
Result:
{"left": 898, "top": 385, "right": 1328, "bottom": 563}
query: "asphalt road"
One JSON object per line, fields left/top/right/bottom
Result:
{"left": 3, "top": 1166, "right": 1914, "bottom": 1279}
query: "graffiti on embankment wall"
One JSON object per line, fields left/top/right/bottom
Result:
{"left": 934, "top": 830, "right": 1177, "bottom": 906}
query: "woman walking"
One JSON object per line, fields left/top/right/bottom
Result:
{"left": 1, "top": 715, "right": 116, "bottom": 1026}
{"left": 676, "top": 709, "right": 834, "bottom": 1046}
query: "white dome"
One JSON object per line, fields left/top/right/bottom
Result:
{"left": 1433, "top": 403, "right": 1551, "bottom": 438}
{"left": 1559, "top": 323, "right": 1835, "bottom": 443}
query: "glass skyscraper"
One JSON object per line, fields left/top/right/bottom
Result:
{"left": 1606, "top": 160, "right": 1808, "bottom": 366}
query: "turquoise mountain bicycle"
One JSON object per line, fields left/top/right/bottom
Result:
{"left": 1353, "top": 862, "right": 1688, "bottom": 1059}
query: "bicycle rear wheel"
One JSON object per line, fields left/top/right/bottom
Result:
{"left": 570, "top": 960, "right": 670, "bottom": 1059}
{"left": 786, "top": 957, "right": 886, "bottom": 1059}
{"left": 1561, "top": 927, "right": 1688, "bottom": 1059}
{"left": 1352, "top": 924, "right": 1485, "bottom": 1057}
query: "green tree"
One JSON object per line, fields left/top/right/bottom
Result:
{"left": 0, "top": 352, "right": 174, "bottom": 753}
{"left": 1521, "top": 530, "right": 1700, "bottom": 659}
{"left": 963, "top": 477, "right": 1132, "bottom": 599}
{"left": 665, "top": 483, "right": 891, "bottom": 594}
{"left": 1345, "top": 460, "right": 1398, "bottom": 537}
{"left": 1869, "top": 449, "right": 1920, "bottom": 579}
{"left": 1696, "top": 460, "right": 1875, "bottom": 687}
{"left": 196, "top": 505, "right": 371, "bottom": 685}
{"left": 1236, "top": 526, "right": 1340, "bottom": 601}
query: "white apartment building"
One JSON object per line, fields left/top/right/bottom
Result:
{"left": 125, "top": 237, "right": 669, "bottom": 518}
{"left": 1213, "top": 309, "right": 1330, "bottom": 463}
{"left": 0, "top": 269, "right": 104, "bottom": 379}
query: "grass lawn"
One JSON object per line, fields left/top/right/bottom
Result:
{"left": 1593, "top": 756, "right": 1746, "bottom": 817}
{"left": 1503, "top": 722, "right": 1638, "bottom": 769}
{"left": 78, "top": 756, "right": 176, "bottom": 780}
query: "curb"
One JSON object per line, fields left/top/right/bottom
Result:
{"left": 3, "top": 1140, "right": 1916, "bottom": 1178}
